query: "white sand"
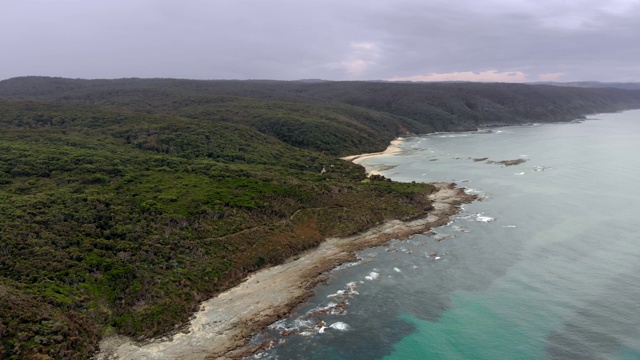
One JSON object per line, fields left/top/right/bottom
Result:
{"left": 340, "top": 137, "right": 405, "bottom": 162}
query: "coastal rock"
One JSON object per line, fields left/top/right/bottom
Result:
{"left": 473, "top": 157, "right": 528, "bottom": 166}
{"left": 488, "top": 158, "right": 527, "bottom": 166}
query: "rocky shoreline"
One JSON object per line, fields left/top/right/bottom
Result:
{"left": 95, "top": 181, "right": 474, "bottom": 360}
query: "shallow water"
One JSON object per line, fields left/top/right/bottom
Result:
{"left": 253, "top": 110, "right": 640, "bottom": 360}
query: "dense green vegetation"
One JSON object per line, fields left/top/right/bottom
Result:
{"left": 1, "top": 77, "right": 639, "bottom": 359}
{"left": 3, "top": 77, "right": 640, "bottom": 138}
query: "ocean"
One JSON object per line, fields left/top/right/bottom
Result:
{"left": 251, "top": 109, "right": 640, "bottom": 360}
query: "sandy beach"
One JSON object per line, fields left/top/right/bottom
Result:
{"left": 340, "top": 137, "right": 406, "bottom": 176}
{"left": 96, "top": 140, "right": 473, "bottom": 360}
{"left": 341, "top": 137, "right": 405, "bottom": 162}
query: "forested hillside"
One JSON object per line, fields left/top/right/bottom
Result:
{"left": 532, "top": 81, "right": 640, "bottom": 90}
{"left": 1, "top": 77, "right": 639, "bottom": 359}
{"left": 3, "top": 77, "right": 640, "bottom": 153}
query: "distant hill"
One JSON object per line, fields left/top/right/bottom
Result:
{"left": 531, "top": 81, "right": 640, "bottom": 90}
{"left": 2, "top": 77, "right": 640, "bottom": 155}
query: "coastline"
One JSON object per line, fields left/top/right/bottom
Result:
{"left": 341, "top": 137, "right": 405, "bottom": 162}
{"left": 340, "top": 137, "right": 405, "bottom": 177}
{"left": 96, "top": 142, "right": 474, "bottom": 360}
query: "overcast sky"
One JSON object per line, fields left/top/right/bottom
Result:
{"left": 1, "top": 0, "right": 639, "bottom": 82}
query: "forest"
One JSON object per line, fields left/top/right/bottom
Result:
{"left": 1, "top": 77, "right": 640, "bottom": 359}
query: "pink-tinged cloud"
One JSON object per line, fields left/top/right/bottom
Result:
{"left": 537, "top": 72, "right": 565, "bottom": 81}
{"left": 388, "top": 70, "right": 529, "bottom": 82}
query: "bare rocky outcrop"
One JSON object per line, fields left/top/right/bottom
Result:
{"left": 470, "top": 157, "right": 527, "bottom": 166}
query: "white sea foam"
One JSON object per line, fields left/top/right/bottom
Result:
{"left": 265, "top": 305, "right": 338, "bottom": 337}
{"left": 460, "top": 213, "right": 495, "bottom": 222}
{"left": 328, "top": 282, "right": 360, "bottom": 298}
{"left": 327, "top": 290, "right": 345, "bottom": 298}
{"left": 393, "top": 267, "right": 402, "bottom": 273}
{"left": 329, "top": 322, "right": 350, "bottom": 331}
{"left": 532, "top": 165, "right": 552, "bottom": 172}
{"left": 268, "top": 319, "right": 287, "bottom": 330}
{"left": 365, "top": 271, "right": 380, "bottom": 280}
{"left": 515, "top": 172, "right": 525, "bottom": 175}
{"left": 303, "top": 301, "right": 349, "bottom": 318}
{"left": 476, "top": 215, "right": 495, "bottom": 222}
{"left": 332, "top": 260, "right": 362, "bottom": 271}
{"left": 252, "top": 352, "right": 270, "bottom": 359}
{"left": 502, "top": 225, "right": 517, "bottom": 228}
{"left": 268, "top": 318, "right": 315, "bottom": 333}
{"left": 438, "top": 134, "right": 469, "bottom": 138}
{"left": 464, "top": 188, "right": 488, "bottom": 199}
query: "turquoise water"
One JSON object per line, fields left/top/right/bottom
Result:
{"left": 254, "top": 110, "right": 640, "bottom": 359}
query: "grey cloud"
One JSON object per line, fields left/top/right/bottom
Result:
{"left": 362, "top": 0, "right": 640, "bottom": 81}
{"left": 1, "top": 0, "right": 639, "bottom": 81}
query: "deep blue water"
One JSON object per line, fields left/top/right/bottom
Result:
{"left": 253, "top": 110, "right": 640, "bottom": 360}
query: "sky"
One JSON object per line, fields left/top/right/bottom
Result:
{"left": 1, "top": 0, "right": 639, "bottom": 82}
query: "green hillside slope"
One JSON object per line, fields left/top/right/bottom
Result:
{"left": 0, "top": 98, "right": 435, "bottom": 359}
{"left": 1, "top": 77, "right": 639, "bottom": 359}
